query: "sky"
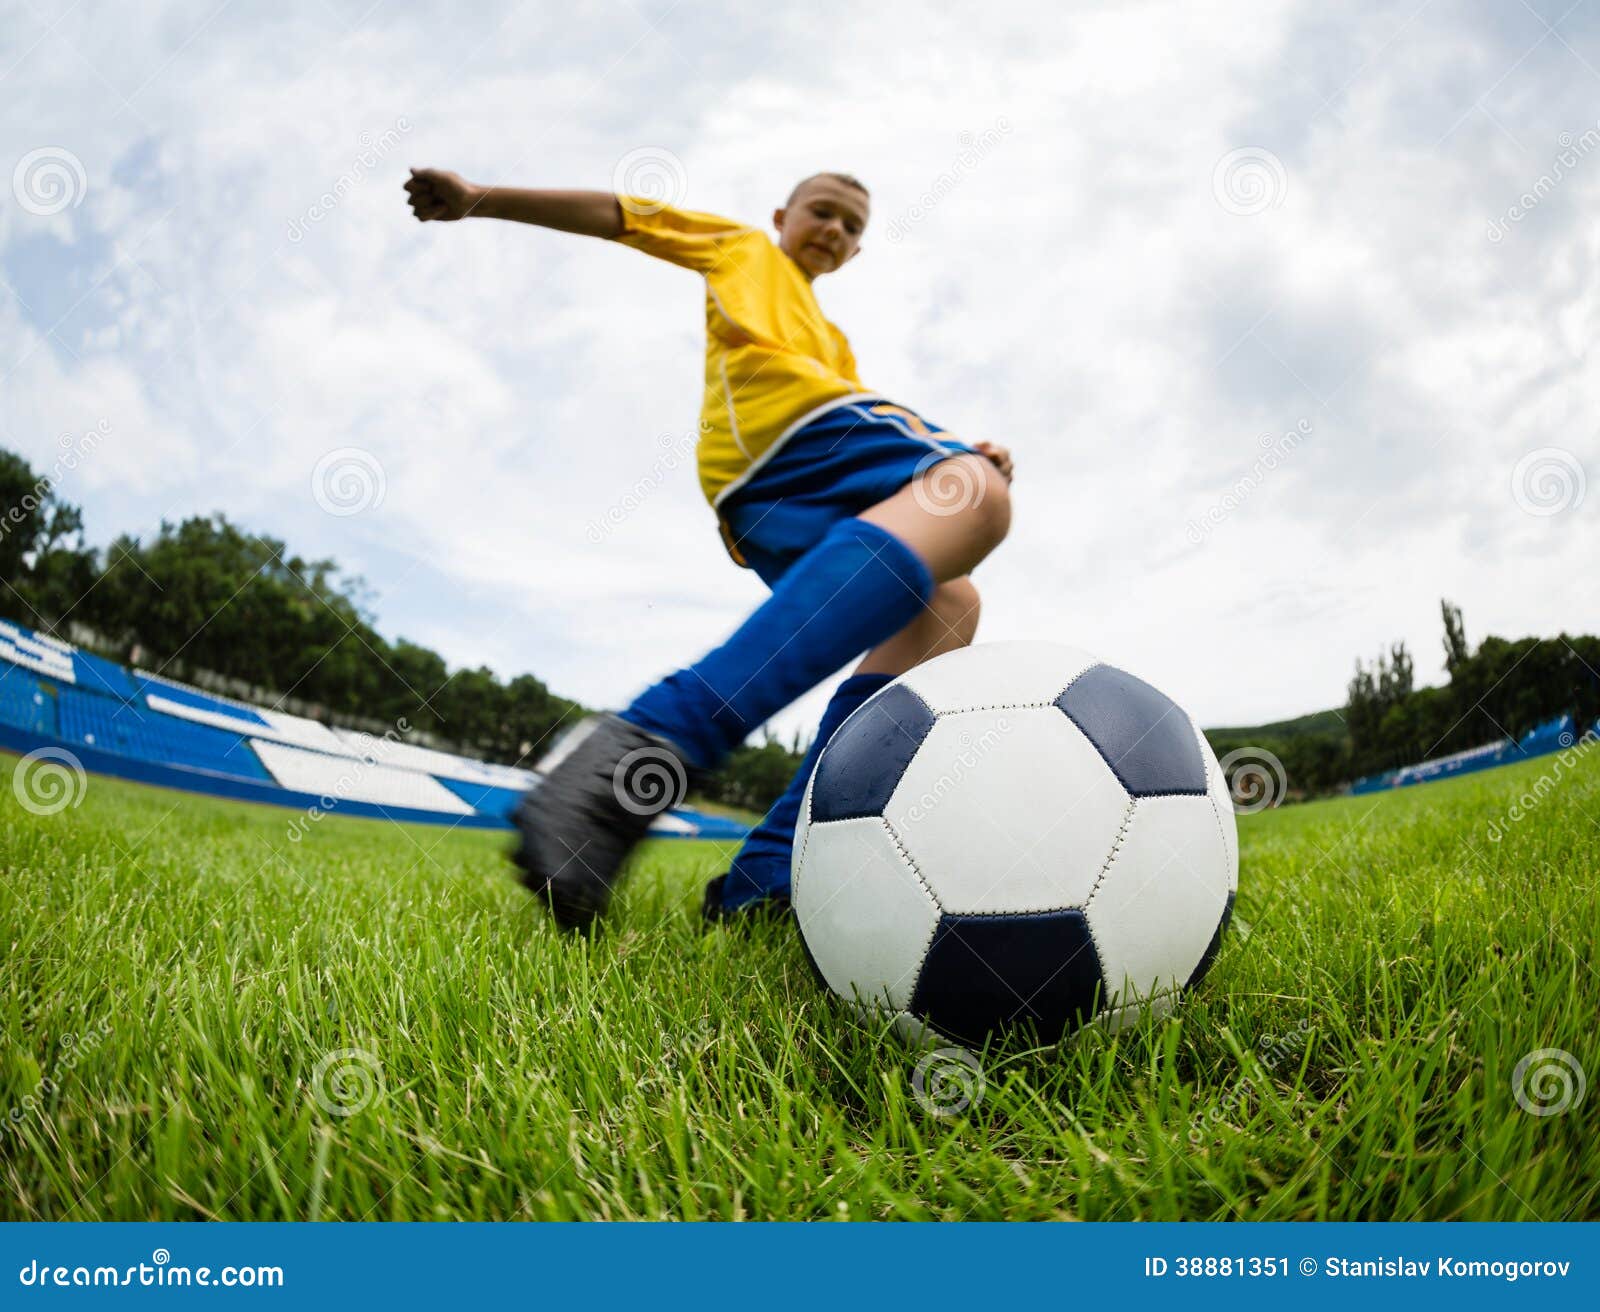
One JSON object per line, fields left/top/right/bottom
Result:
{"left": 2, "top": 0, "right": 1596, "bottom": 747}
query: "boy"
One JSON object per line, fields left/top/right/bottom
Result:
{"left": 404, "top": 167, "right": 1014, "bottom": 929}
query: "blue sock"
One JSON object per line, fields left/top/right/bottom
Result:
{"left": 720, "top": 672, "right": 893, "bottom": 911}
{"left": 620, "top": 518, "right": 932, "bottom": 768}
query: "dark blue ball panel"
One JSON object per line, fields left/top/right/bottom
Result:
{"left": 1054, "top": 663, "right": 1206, "bottom": 797}
{"left": 1185, "top": 890, "right": 1235, "bottom": 991}
{"left": 810, "top": 683, "right": 936, "bottom": 822}
{"left": 909, "top": 909, "right": 1105, "bottom": 1047}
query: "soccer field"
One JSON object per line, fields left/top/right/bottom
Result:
{"left": 3, "top": 750, "right": 1596, "bottom": 1222}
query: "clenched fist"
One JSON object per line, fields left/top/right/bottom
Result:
{"left": 404, "top": 168, "right": 481, "bottom": 222}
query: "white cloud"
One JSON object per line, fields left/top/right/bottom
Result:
{"left": 0, "top": 0, "right": 1596, "bottom": 749}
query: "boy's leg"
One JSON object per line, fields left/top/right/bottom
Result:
{"left": 709, "top": 577, "right": 983, "bottom": 917}
{"left": 635, "top": 453, "right": 1009, "bottom": 766}
{"left": 617, "top": 516, "right": 935, "bottom": 768}
{"left": 706, "top": 671, "right": 891, "bottom": 919}
{"left": 854, "top": 575, "right": 983, "bottom": 678}
{"left": 856, "top": 453, "right": 1011, "bottom": 582}
{"left": 517, "top": 454, "right": 1009, "bottom": 930}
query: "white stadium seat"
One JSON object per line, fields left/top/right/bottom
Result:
{"left": 332, "top": 727, "right": 538, "bottom": 789}
{"left": 250, "top": 738, "right": 476, "bottom": 814}
{"left": 0, "top": 622, "right": 76, "bottom": 683}
{"left": 257, "top": 708, "right": 362, "bottom": 756}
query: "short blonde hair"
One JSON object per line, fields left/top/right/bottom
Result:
{"left": 786, "top": 172, "right": 870, "bottom": 206}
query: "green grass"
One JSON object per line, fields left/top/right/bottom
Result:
{"left": 2, "top": 747, "right": 1597, "bottom": 1221}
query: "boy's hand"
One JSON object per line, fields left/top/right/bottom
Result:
{"left": 974, "top": 441, "right": 1014, "bottom": 482}
{"left": 405, "top": 168, "right": 481, "bottom": 222}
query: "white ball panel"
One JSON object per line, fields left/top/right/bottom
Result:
{"left": 792, "top": 768, "right": 817, "bottom": 888}
{"left": 889, "top": 1010, "right": 944, "bottom": 1051}
{"left": 842, "top": 1004, "right": 948, "bottom": 1052}
{"left": 896, "top": 640, "right": 1100, "bottom": 714}
{"left": 888, "top": 707, "right": 1132, "bottom": 914}
{"left": 1085, "top": 794, "right": 1231, "bottom": 1006}
{"left": 1194, "top": 723, "right": 1240, "bottom": 893}
{"left": 793, "top": 816, "right": 941, "bottom": 1013}
{"left": 1097, "top": 992, "right": 1177, "bottom": 1034}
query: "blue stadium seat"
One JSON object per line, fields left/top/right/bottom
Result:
{"left": 436, "top": 776, "right": 522, "bottom": 820}
{"left": 136, "top": 675, "right": 269, "bottom": 726}
{"left": 0, "top": 667, "right": 56, "bottom": 735}
{"left": 73, "top": 650, "right": 138, "bottom": 701}
{"left": 54, "top": 688, "right": 270, "bottom": 780}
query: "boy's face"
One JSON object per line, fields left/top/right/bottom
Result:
{"left": 774, "top": 177, "right": 868, "bottom": 280}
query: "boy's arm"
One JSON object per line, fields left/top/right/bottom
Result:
{"left": 404, "top": 168, "right": 623, "bottom": 238}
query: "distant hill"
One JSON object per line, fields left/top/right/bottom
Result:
{"left": 1204, "top": 707, "right": 1346, "bottom": 742}
{"left": 1201, "top": 707, "right": 1352, "bottom": 803}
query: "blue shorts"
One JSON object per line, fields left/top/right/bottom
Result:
{"left": 718, "top": 399, "right": 977, "bottom": 587}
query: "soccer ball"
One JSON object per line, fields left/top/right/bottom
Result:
{"left": 792, "top": 641, "right": 1238, "bottom": 1047}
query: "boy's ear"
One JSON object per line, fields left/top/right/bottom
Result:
{"left": 771, "top": 206, "right": 787, "bottom": 232}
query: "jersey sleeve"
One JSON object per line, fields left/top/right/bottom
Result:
{"left": 612, "top": 198, "right": 757, "bottom": 274}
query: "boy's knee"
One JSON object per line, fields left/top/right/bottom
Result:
{"left": 932, "top": 577, "right": 981, "bottom": 647}
{"left": 949, "top": 455, "right": 1010, "bottom": 554}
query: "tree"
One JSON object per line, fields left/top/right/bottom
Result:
{"left": 1441, "top": 599, "right": 1470, "bottom": 676}
{"left": 1378, "top": 641, "right": 1413, "bottom": 703}
{"left": 1347, "top": 641, "right": 1416, "bottom": 775}
{"left": 0, "top": 448, "right": 95, "bottom": 625}
{"left": 0, "top": 449, "right": 44, "bottom": 584}
{"left": 702, "top": 735, "right": 802, "bottom": 813}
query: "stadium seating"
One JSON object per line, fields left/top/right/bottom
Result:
{"left": 1351, "top": 714, "right": 1592, "bottom": 794}
{"left": 250, "top": 738, "right": 475, "bottom": 814}
{"left": 0, "top": 620, "right": 75, "bottom": 683}
{"left": 135, "top": 674, "right": 270, "bottom": 725}
{"left": 55, "top": 686, "right": 271, "bottom": 780}
{"left": 435, "top": 776, "right": 523, "bottom": 821}
{"left": 0, "top": 616, "right": 744, "bottom": 836}
{"left": 332, "top": 727, "right": 538, "bottom": 790}
{"left": 137, "top": 675, "right": 360, "bottom": 757}
{"left": 73, "top": 649, "right": 138, "bottom": 700}
{"left": 0, "top": 667, "right": 56, "bottom": 736}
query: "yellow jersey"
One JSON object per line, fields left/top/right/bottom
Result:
{"left": 614, "top": 196, "right": 880, "bottom": 506}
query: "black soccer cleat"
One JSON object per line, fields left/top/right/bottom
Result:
{"left": 512, "top": 713, "right": 695, "bottom": 931}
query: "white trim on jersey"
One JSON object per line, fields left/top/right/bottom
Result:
{"left": 710, "top": 392, "right": 887, "bottom": 509}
